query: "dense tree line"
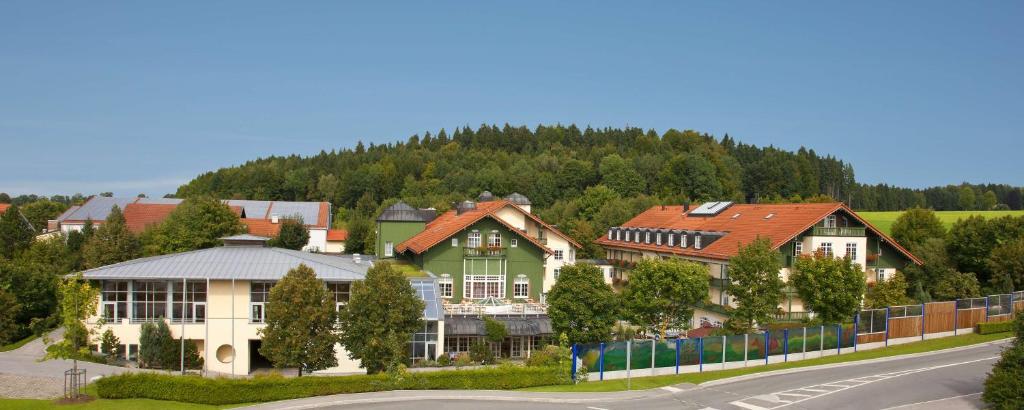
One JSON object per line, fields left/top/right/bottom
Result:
{"left": 166, "top": 124, "right": 1022, "bottom": 257}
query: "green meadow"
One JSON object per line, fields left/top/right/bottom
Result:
{"left": 858, "top": 210, "right": 1024, "bottom": 234}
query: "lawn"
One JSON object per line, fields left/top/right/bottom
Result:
{"left": 0, "top": 398, "right": 240, "bottom": 409}
{"left": 522, "top": 331, "right": 1012, "bottom": 392}
{"left": 858, "top": 210, "right": 1024, "bottom": 234}
{"left": 389, "top": 261, "right": 430, "bottom": 277}
{"left": 0, "top": 334, "right": 39, "bottom": 352}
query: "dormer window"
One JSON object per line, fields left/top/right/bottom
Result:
{"left": 608, "top": 229, "right": 614, "bottom": 240}
{"left": 656, "top": 232, "right": 662, "bottom": 245}
{"left": 635, "top": 230, "right": 641, "bottom": 244}
{"left": 695, "top": 235, "right": 702, "bottom": 250}
{"left": 681, "top": 234, "right": 688, "bottom": 248}
{"left": 668, "top": 233, "right": 675, "bottom": 247}
{"left": 825, "top": 215, "right": 837, "bottom": 228}
{"left": 644, "top": 230, "right": 651, "bottom": 244}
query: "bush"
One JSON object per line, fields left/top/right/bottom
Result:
{"left": 95, "top": 366, "right": 571, "bottom": 405}
{"left": 469, "top": 340, "right": 494, "bottom": 364}
{"left": 525, "top": 345, "right": 561, "bottom": 367}
{"left": 436, "top": 354, "right": 451, "bottom": 367}
{"left": 100, "top": 329, "right": 120, "bottom": 361}
{"left": 453, "top": 352, "right": 473, "bottom": 367}
{"left": 976, "top": 321, "right": 1015, "bottom": 335}
{"left": 983, "top": 314, "right": 1024, "bottom": 408}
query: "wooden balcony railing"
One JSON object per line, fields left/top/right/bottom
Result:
{"left": 463, "top": 247, "right": 506, "bottom": 257}
{"left": 812, "top": 226, "right": 866, "bottom": 237}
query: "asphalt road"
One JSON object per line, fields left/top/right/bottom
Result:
{"left": 245, "top": 339, "right": 1011, "bottom": 410}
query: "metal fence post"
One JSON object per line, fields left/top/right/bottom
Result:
{"left": 722, "top": 335, "right": 727, "bottom": 370}
{"left": 626, "top": 340, "right": 631, "bottom": 390}
{"left": 836, "top": 324, "right": 841, "bottom": 355}
{"left": 954, "top": 299, "right": 959, "bottom": 335}
{"left": 985, "top": 296, "right": 990, "bottom": 322}
{"left": 921, "top": 303, "right": 926, "bottom": 341}
{"left": 885, "top": 307, "right": 891, "bottom": 347}
{"left": 802, "top": 327, "right": 807, "bottom": 360}
{"left": 675, "top": 339, "right": 681, "bottom": 374}
{"left": 571, "top": 344, "right": 578, "bottom": 382}
{"left": 819, "top": 325, "right": 824, "bottom": 356}
{"left": 651, "top": 339, "right": 656, "bottom": 372}
{"left": 599, "top": 343, "right": 605, "bottom": 381}
{"left": 853, "top": 314, "right": 859, "bottom": 352}
{"left": 764, "top": 331, "right": 770, "bottom": 365}
{"left": 743, "top": 333, "right": 749, "bottom": 367}
{"left": 698, "top": 337, "right": 704, "bottom": 372}
{"left": 783, "top": 329, "right": 789, "bottom": 362}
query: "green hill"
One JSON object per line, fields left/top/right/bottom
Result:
{"left": 859, "top": 210, "right": 1024, "bottom": 234}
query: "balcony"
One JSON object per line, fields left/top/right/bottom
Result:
{"left": 710, "top": 278, "right": 729, "bottom": 288}
{"left": 464, "top": 247, "right": 506, "bottom": 258}
{"left": 772, "top": 311, "right": 812, "bottom": 322}
{"left": 812, "top": 226, "right": 866, "bottom": 237}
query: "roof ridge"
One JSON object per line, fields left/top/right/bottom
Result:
{"left": 267, "top": 247, "right": 362, "bottom": 272}
{"left": 82, "top": 246, "right": 216, "bottom": 273}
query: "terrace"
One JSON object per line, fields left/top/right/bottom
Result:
{"left": 443, "top": 297, "right": 547, "bottom": 316}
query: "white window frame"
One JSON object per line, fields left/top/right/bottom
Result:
{"left": 488, "top": 232, "right": 501, "bottom": 248}
{"left": 463, "top": 273, "right": 505, "bottom": 299}
{"left": 695, "top": 235, "right": 702, "bottom": 250}
{"left": 553, "top": 250, "right": 564, "bottom": 260}
{"left": 513, "top": 276, "right": 529, "bottom": 299}
{"left": 452, "top": 237, "right": 458, "bottom": 247}
{"left": 554, "top": 268, "right": 561, "bottom": 280}
{"left": 510, "top": 238, "right": 518, "bottom": 248}
{"left": 439, "top": 274, "right": 453, "bottom": 298}
{"left": 655, "top": 232, "right": 662, "bottom": 245}
{"left": 645, "top": 231, "right": 651, "bottom": 244}
{"left": 634, "top": 230, "right": 640, "bottom": 243}
{"left": 793, "top": 241, "right": 803, "bottom": 256}
{"left": 846, "top": 242, "right": 857, "bottom": 260}
{"left": 825, "top": 215, "right": 837, "bottom": 228}
{"left": 668, "top": 233, "right": 674, "bottom": 247}
{"left": 467, "top": 231, "right": 481, "bottom": 248}
{"left": 384, "top": 241, "right": 394, "bottom": 257}
{"left": 819, "top": 242, "right": 833, "bottom": 257}
{"left": 616, "top": 230, "right": 622, "bottom": 241}
{"left": 681, "top": 234, "right": 688, "bottom": 248}
{"left": 250, "top": 302, "right": 266, "bottom": 323}
{"left": 608, "top": 229, "right": 613, "bottom": 240}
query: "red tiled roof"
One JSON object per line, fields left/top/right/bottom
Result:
{"left": 397, "top": 200, "right": 576, "bottom": 255}
{"left": 316, "top": 202, "right": 331, "bottom": 228}
{"left": 241, "top": 218, "right": 282, "bottom": 237}
{"left": 0, "top": 204, "right": 9, "bottom": 215}
{"left": 595, "top": 202, "right": 921, "bottom": 265}
{"left": 327, "top": 229, "right": 348, "bottom": 241}
{"left": 122, "top": 203, "right": 178, "bottom": 234}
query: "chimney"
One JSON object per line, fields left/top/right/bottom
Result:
{"left": 353, "top": 253, "right": 361, "bottom": 264}
{"left": 661, "top": 205, "right": 667, "bottom": 210}
{"left": 683, "top": 203, "right": 690, "bottom": 213}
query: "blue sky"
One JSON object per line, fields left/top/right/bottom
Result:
{"left": 2, "top": 1, "right": 1022, "bottom": 197}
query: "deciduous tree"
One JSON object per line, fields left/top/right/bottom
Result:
{"left": 0, "top": 204, "right": 34, "bottom": 259}
{"left": 547, "top": 263, "right": 619, "bottom": 344}
{"left": 147, "top": 197, "right": 245, "bottom": 254}
{"left": 789, "top": 252, "right": 866, "bottom": 324}
{"left": 338, "top": 262, "right": 423, "bottom": 373}
{"left": 45, "top": 273, "right": 99, "bottom": 378}
{"left": 726, "top": 237, "right": 784, "bottom": 332}
{"left": 864, "top": 271, "right": 913, "bottom": 308}
{"left": 259, "top": 264, "right": 340, "bottom": 376}
{"left": 81, "top": 206, "right": 140, "bottom": 268}
{"left": 987, "top": 238, "right": 1024, "bottom": 292}
{"left": 622, "top": 259, "right": 709, "bottom": 338}
{"left": 890, "top": 208, "right": 945, "bottom": 252}
{"left": 268, "top": 216, "right": 309, "bottom": 250}
{"left": 931, "top": 269, "right": 981, "bottom": 301}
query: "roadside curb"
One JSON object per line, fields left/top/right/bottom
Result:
{"left": 698, "top": 337, "right": 1013, "bottom": 388}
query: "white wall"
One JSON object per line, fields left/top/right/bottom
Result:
{"left": 304, "top": 228, "right": 328, "bottom": 252}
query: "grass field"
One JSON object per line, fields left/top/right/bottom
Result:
{"left": 0, "top": 334, "right": 39, "bottom": 352}
{"left": 858, "top": 210, "right": 1024, "bottom": 234}
{"left": 522, "top": 331, "right": 1012, "bottom": 392}
{"left": 390, "top": 261, "right": 430, "bottom": 277}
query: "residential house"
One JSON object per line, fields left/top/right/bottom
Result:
{"left": 376, "top": 192, "right": 581, "bottom": 360}
{"left": 51, "top": 196, "right": 335, "bottom": 252}
{"left": 324, "top": 229, "right": 349, "bottom": 254}
{"left": 595, "top": 201, "right": 920, "bottom": 327}
{"left": 80, "top": 234, "right": 442, "bottom": 375}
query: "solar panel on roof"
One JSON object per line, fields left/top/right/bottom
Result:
{"left": 689, "top": 201, "right": 734, "bottom": 216}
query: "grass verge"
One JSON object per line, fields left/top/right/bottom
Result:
{"left": 0, "top": 385, "right": 248, "bottom": 409}
{"left": 522, "top": 331, "right": 1012, "bottom": 392}
{"left": 0, "top": 334, "right": 39, "bottom": 352}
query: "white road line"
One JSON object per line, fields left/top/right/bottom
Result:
{"left": 775, "top": 392, "right": 812, "bottom": 398}
{"left": 728, "top": 356, "right": 999, "bottom": 410}
{"left": 586, "top": 407, "right": 609, "bottom": 410}
{"left": 880, "top": 392, "right": 982, "bottom": 410}
{"left": 792, "top": 388, "right": 829, "bottom": 393}
{"left": 661, "top": 385, "right": 684, "bottom": 393}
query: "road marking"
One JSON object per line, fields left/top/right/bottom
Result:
{"left": 586, "top": 407, "right": 609, "bottom": 410}
{"left": 880, "top": 392, "right": 982, "bottom": 410}
{"left": 728, "top": 356, "right": 998, "bottom": 410}
{"left": 661, "top": 385, "right": 684, "bottom": 393}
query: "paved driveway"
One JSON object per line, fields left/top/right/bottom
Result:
{"left": 0, "top": 329, "right": 145, "bottom": 399}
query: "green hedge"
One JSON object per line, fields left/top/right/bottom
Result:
{"left": 977, "top": 321, "right": 1016, "bottom": 335}
{"left": 96, "top": 366, "right": 570, "bottom": 405}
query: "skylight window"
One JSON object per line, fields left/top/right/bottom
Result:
{"left": 765, "top": 213, "right": 775, "bottom": 219}
{"left": 731, "top": 213, "right": 741, "bottom": 219}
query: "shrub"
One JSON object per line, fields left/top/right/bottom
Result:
{"left": 983, "top": 314, "right": 1024, "bottom": 408}
{"left": 436, "top": 354, "right": 451, "bottom": 367}
{"left": 525, "top": 345, "right": 561, "bottom": 367}
{"left": 100, "top": 329, "right": 120, "bottom": 361}
{"left": 469, "top": 340, "right": 494, "bottom": 364}
{"left": 976, "top": 321, "right": 1015, "bottom": 335}
{"left": 453, "top": 352, "right": 473, "bottom": 367}
{"left": 95, "top": 366, "right": 571, "bottom": 405}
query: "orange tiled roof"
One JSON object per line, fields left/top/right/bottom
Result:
{"left": 595, "top": 202, "right": 921, "bottom": 264}
{"left": 397, "top": 200, "right": 574, "bottom": 255}
{"left": 122, "top": 203, "right": 178, "bottom": 234}
{"left": 0, "top": 204, "right": 9, "bottom": 215}
{"left": 241, "top": 218, "right": 282, "bottom": 237}
{"left": 326, "top": 229, "right": 348, "bottom": 241}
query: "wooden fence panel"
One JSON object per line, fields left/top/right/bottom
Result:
{"left": 924, "top": 302, "right": 955, "bottom": 334}
{"left": 857, "top": 333, "right": 885, "bottom": 344}
{"left": 888, "top": 317, "right": 922, "bottom": 339}
{"left": 956, "top": 308, "right": 985, "bottom": 329}
{"left": 1014, "top": 301, "right": 1024, "bottom": 313}
{"left": 988, "top": 315, "right": 1012, "bottom": 323}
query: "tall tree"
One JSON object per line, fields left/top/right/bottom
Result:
{"left": 931, "top": 269, "right": 981, "bottom": 301}
{"left": 864, "top": 271, "right": 913, "bottom": 308}
{"left": 268, "top": 216, "right": 310, "bottom": 250}
{"left": 0, "top": 288, "right": 22, "bottom": 345}
{"left": 45, "top": 273, "right": 99, "bottom": 397}
{"left": 622, "top": 259, "right": 709, "bottom": 338}
{"left": 337, "top": 262, "right": 423, "bottom": 374}
{"left": 259, "top": 264, "right": 340, "bottom": 376}
{"left": 889, "top": 208, "right": 946, "bottom": 252}
{"left": 81, "top": 206, "right": 140, "bottom": 269}
{"left": 947, "top": 216, "right": 997, "bottom": 284}
{"left": 0, "top": 204, "right": 34, "bottom": 259}
{"left": 19, "top": 200, "right": 68, "bottom": 233}
{"left": 147, "top": 196, "right": 246, "bottom": 254}
{"left": 726, "top": 237, "right": 784, "bottom": 332}
{"left": 789, "top": 252, "right": 866, "bottom": 324}
{"left": 988, "top": 238, "right": 1024, "bottom": 292}
{"left": 546, "top": 263, "right": 619, "bottom": 344}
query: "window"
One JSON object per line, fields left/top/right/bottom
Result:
{"left": 171, "top": 281, "right": 207, "bottom": 323}
{"left": 668, "top": 233, "right": 674, "bottom": 247}
{"left": 644, "top": 231, "right": 651, "bottom": 244}
{"left": 793, "top": 241, "right": 803, "bottom": 257}
{"left": 846, "top": 243, "right": 857, "bottom": 260}
{"left": 608, "top": 229, "right": 613, "bottom": 240}
{"left": 877, "top": 269, "right": 889, "bottom": 282}
{"left": 452, "top": 238, "right": 458, "bottom": 247}
{"left": 327, "top": 282, "right": 350, "bottom": 311}
{"left": 464, "top": 273, "right": 505, "bottom": 299}
{"left": 384, "top": 241, "right": 394, "bottom": 257}
{"left": 825, "top": 215, "right": 837, "bottom": 228}
{"left": 510, "top": 238, "right": 518, "bottom": 247}
{"left": 554, "top": 268, "right": 561, "bottom": 280}
{"left": 681, "top": 234, "right": 688, "bottom": 248}
{"left": 131, "top": 281, "right": 167, "bottom": 322}
{"left": 695, "top": 235, "right": 702, "bottom": 250}
{"left": 467, "top": 231, "right": 481, "bottom": 248}
{"left": 553, "top": 250, "right": 564, "bottom": 260}
{"left": 438, "top": 275, "right": 453, "bottom": 298}
{"left": 408, "top": 321, "right": 439, "bottom": 362}
{"left": 101, "top": 281, "right": 129, "bottom": 322}
{"left": 488, "top": 232, "right": 501, "bottom": 248}
{"left": 656, "top": 232, "right": 662, "bottom": 245}
{"left": 514, "top": 275, "right": 529, "bottom": 299}
{"left": 616, "top": 230, "right": 622, "bottom": 241}
{"left": 819, "top": 242, "right": 833, "bottom": 257}
{"left": 250, "top": 282, "right": 274, "bottom": 323}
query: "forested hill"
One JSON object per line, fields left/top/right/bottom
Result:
{"left": 175, "top": 124, "right": 1021, "bottom": 256}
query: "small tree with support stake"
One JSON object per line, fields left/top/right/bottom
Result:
{"left": 44, "top": 273, "right": 99, "bottom": 400}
